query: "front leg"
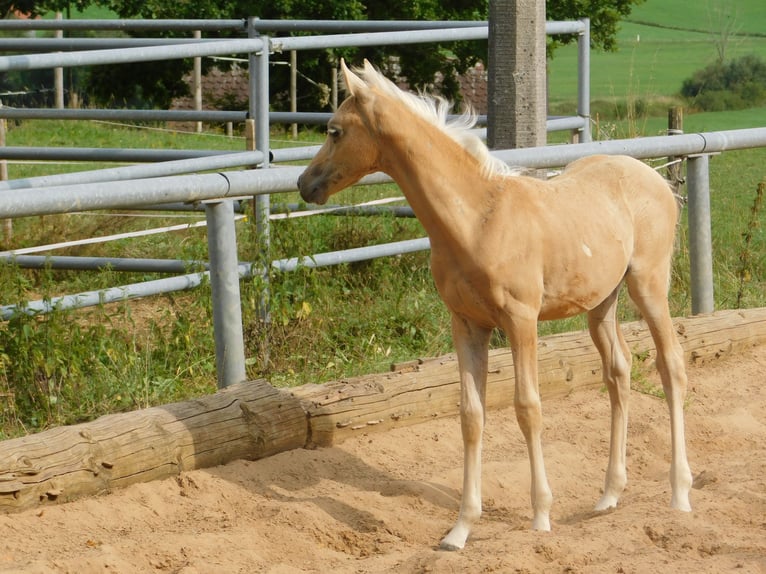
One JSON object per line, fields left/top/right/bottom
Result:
{"left": 507, "top": 315, "right": 553, "bottom": 531}
{"left": 440, "top": 314, "right": 491, "bottom": 551}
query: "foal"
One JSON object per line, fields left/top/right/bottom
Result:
{"left": 297, "top": 60, "right": 693, "bottom": 550}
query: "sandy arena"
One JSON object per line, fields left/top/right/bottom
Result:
{"left": 1, "top": 345, "right": 764, "bottom": 573}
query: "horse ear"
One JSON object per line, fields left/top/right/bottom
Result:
{"left": 340, "top": 58, "right": 367, "bottom": 98}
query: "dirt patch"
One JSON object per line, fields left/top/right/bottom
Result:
{"left": 1, "top": 346, "right": 764, "bottom": 573}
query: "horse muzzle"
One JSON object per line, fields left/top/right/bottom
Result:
{"left": 297, "top": 171, "right": 328, "bottom": 205}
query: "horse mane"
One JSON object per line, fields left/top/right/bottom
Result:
{"left": 351, "top": 64, "right": 518, "bottom": 178}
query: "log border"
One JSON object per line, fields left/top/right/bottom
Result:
{"left": 1, "top": 308, "right": 764, "bottom": 513}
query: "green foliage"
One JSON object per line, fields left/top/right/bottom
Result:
{"left": 680, "top": 54, "right": 766, "bottom": 112}
{"left": 547, "top": 0, "right": 646, "bottom": 53}
{"left": 6, "top": 0, "right": 647, "bottom": 112}
{"left": 0, "top": 272, "right": 218, "bottom": 438}
{"left": 87, "top": 60, "right": 192, "bottom": 109}
{"left": 735, "top": 181, "right": 765, "bottom": 308}
{"left": 1, "top": 113, "right": 765, "bottom": 440}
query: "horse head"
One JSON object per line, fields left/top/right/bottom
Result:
{"left": 297, "top": 59, "right": 382, "bottom": 205}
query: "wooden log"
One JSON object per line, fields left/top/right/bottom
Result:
{"left": 0, "top": 379, "right": 307, "bottom": 513}
{"left": 1, "top": 308, "right": 764, "bottom": 513}
{"left": 293, "top": 308, "right": 766, "bottom": 446}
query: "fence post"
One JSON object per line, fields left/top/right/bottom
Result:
{"left": 290, "top": 50, "right": 298, "bottom": 139}
{"left": 577, "top": 18, "right": 591, "bottom": 143}
{"left": 54, "top": 12, "right": 64, "bottom": 109}
{"left": 193, "top": 30, "right": 202, "bottom": 133}
{"left": 667, "top": 106, "right": 683, "bottom": 191}
{"left": 205, "top": 199, "right": 247, "bottom": 388}
{"left": 686, "top": 154, "right": 715, "bottom": 315}
{"left": 248, "top": 19, "right": 272, "bottom": 365}
{"left": 0, "top": 99, "right": 10, "bottom": 245}
{"left": 488, "top": 0, "right": 547, "bottom": 154}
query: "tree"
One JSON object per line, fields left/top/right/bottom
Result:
{"left": 705, "top": 0, "right": 742, "bottom": 64}
{"left": 3, "top": 0, "right": 645, "bottom": 111}
{"left": 1, "top": 0, "right": 90, "bottom": 18}
{"left": 680, "top": 54, "right": 766, "bottom": 112}
{"left": 547, "top": 0, "right": 645, "bottom": 53}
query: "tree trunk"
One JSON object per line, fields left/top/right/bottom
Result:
{"left": 0, "top": 380, "right": 307, "bottom": 513}
{"left": 293, "top": 308, "right": 766, "bottom": 446}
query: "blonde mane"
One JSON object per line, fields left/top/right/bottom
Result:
{"left": 351, "top": 64, "right": 517, "bottom": 178}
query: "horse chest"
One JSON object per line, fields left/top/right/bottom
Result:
{"left": 431, "top": 263, "right": 508, "bottom": 327}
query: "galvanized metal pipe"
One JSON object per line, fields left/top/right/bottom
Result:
{"left": 251, "top": 22, "right": 272, "bottom": 331}
{"left": 0, "top": 18, "right": 492, "bottom": 34}
{"left": 205, "top": 200, "right": 247, "bottom": 388}
{"left": 686, "top": 155, "right": 715, "bottom": 315}
{"left": 0, "top": 108, "right": 247, "bottom": 123}
{"left": 0, "top": 147, "right": 256, "bottom": 163}
{"left": 0, "top": 18, "right": 582, "bottom": 34}
{"left": 577, "top": 18, "right": 591, "bottom": 142}
{"left": 250, "top": 20, "right": 491, "bottom": 33}
{"left": 492, "top": 127, "right": 766, "bottom": 168}
{"left": 272, "top": 237, "right": 430, "bottom": 272}
{"left": 2, "top": 255, "right": 205, "bottom": 273}
{"left": 1, "top": 237, "right": 432, "bottom": 320}
{"left": 0, "top": 38, "right": 264, "bottom": 72}
{"left": 271, "top": 26, "right": 488, "bottom": 52}
{"left": 0, "top": 19, "right": 246, "bottom": 31}
{"left": 0, "top": 38, "right": 238, "bottom": 51}
{"left": 1, "top": 128, "right": 765, "bottom": 220}
{"left": 0, "top": 166, "right": 303, "bottom": 218}
{"left": 0, "top": 271, "right": 209, "bottom": 320}
{"left": 0, "top": 151, "right": 263, "bottom": 191}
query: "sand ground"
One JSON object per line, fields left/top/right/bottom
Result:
{"left": 1, "top": 345, "right": 764, "bottom": 573}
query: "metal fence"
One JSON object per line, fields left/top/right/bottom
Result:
{"left": 1, "top": 18, "right": 764, "bottom": 388}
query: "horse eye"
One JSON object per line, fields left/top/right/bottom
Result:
{"left": 327, "top": 126, "right": 341, "bottom": 138}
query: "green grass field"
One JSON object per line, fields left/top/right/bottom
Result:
{"left": 548, "top": 0, "right": 766, "bottom": 113}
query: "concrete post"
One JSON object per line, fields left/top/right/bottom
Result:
{"left": 487, "top": 0, "right": 547, "bottom": 151}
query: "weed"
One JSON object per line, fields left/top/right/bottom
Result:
{"left": 736, "top": 181, "right": 764, "bottom": 307}
{"left": 629, "top": 350, "right": 666, "bottom": 400}
{"left": 0, "top": 110, "right": 764, "bottom": 437}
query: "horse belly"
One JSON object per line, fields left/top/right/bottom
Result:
{"left": 539, "top": 235, "right": 630, "bottom": 320}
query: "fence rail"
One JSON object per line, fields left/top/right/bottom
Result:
{"left": 4, "top": 18, "right": 756, "bottom": 389}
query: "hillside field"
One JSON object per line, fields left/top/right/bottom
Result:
{"left": 548, "top": 0, "right": 766, "bottom": 112}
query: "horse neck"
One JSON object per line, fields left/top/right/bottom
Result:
{"left": 376, "top": 113, "right": 491, "bottom": 246}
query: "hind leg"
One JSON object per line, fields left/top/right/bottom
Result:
{"left": 588, "top": 286, "right": 632, "bottom": 510}
{"left": 626, "top": 268, "right": 693, "bottom": 511}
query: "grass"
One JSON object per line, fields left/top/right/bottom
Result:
{"left": 547, "top": 1, "right": 766, "bottom": 117}
{"left": 1, "top": 4, "right": 765, "bottom": 438}
{"left": 626, "top": 0, "right": 766, "bottom": 37}
{"left": 2, "top": 115, "right": 763, "bottom": 439}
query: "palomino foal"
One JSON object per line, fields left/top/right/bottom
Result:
{"left": 297, "top": 60, "right": 693, "bottom": 551}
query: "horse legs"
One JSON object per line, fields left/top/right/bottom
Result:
{"left": 440, "top": 314, "right": 492, "bottom": 551}
{"left": 506, "top": 314, "right": 553, "bottom": 532}
{"left": 626, "top": 269, "right": 693, "bottom": 511}
{"left": 588, "top": 286, "right": 632, "bottom": 510}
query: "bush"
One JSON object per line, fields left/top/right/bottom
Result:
{"left": 680, "top": 54, "right": 766, "bottom": 111}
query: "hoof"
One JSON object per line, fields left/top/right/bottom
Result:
{"left": 671, "top": 497, "right": 692, "bottom": 512}
{"left": 531, "top": 511, "right": 551, "bottom": 531}
{"left": 439, "top": 540, "right": 463, "bottom": 552}
{"left": 440, "top": 525, "right": 469, "bottom": 551}
{"left": 594, "top": 494, "right": 619, "bottom": 512}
